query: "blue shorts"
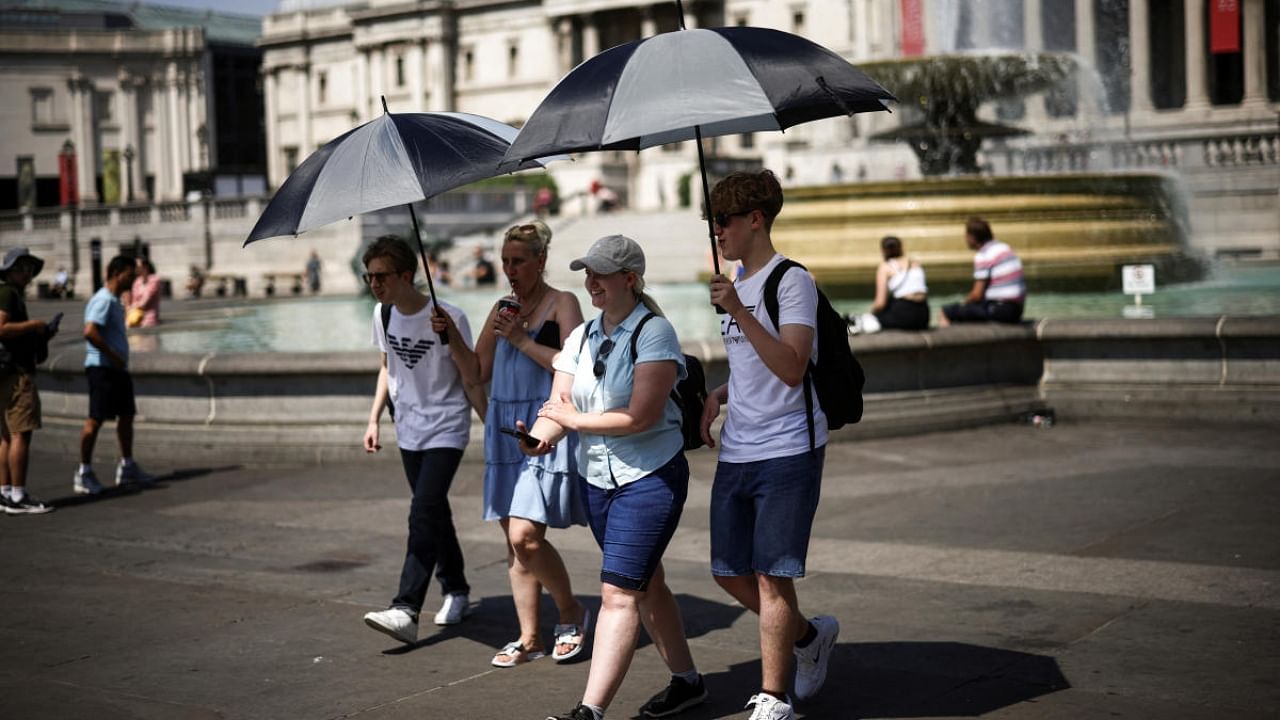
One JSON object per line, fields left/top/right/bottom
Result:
{"left": 582, "top": 452, "right": 689, "bottom": 592}
{"left": 710, "top": 447, "right": 825, "bottom": 578}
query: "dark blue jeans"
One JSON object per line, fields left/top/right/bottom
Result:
{"left": 392, "top": 447, "right": 470, "bottom": 614}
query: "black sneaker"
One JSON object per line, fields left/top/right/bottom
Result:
{"left": 545, "top": 703, "right": 596, "bottom": 720}
{"left": 6, "top": 493, "right": 53, "bottom": 515}
{"left": 640, "top": 675, "right": 708, "bottom": 718}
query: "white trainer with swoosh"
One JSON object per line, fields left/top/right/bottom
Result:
{"left": 793, "top": 614, "right": 839, "bottom": 700}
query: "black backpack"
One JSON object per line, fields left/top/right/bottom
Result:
{"left": 578, "top": 315, "right": 707, "bottom": 451}
{"left": 763, "top": 260, "right": 865, "bottom": 448}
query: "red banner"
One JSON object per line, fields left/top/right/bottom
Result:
{"left": 58, "top": 149, "right": 78, "bottom": 207}
{"left": 900, "top": 0, "right": 925, "bottom": 57}
{"left": 1210, "top": 0, "right": 1240, "bottom": 54}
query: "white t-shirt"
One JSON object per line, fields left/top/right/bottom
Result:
{"left": 719, "top": 254, "right": 828, "bottom": 462}
{"left": 371, "top": 300, "right": 473, "bottom": 451}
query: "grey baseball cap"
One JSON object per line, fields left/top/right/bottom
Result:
{"left": 569, "top": 234, "right": 645, "bottom": 276}
{"left": 0, "top": 247, "right": 43, "bottom": 276}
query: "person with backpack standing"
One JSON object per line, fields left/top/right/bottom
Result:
{"left": 701, "top": 170, "right": 840, "bottom": 720}
{"left": 0, "top": 247, "right": 57, "bottom": 514}
{"left": 519, "top": 234, "right": 707, "bottom": 720}
{"left": 360, "top": 236, "right": 484, "bottom": 645}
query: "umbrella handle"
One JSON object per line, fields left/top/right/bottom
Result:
{"left": 693, "top": 125, "right": 727, "bottom": 315}
{"left": 407, "top": 203, "right": 450, "bottom": 346}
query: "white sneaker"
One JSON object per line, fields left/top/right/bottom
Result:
{"left": 433, "top": 592, "right": 472, "bottom": 625}
{"left": 745, "top": 693, "right": 794, "bottom": 720}
{"left": 116, "top": 460, "right": 155, "bottom": 486}
{"left": 793, "top": 614, "right": 840, "bottom": 700}
{"left": 73, "top": 467, "right": 103, "bottom": 495}
{"left": 363, "top": 608, "right": 418, "bottom": 644}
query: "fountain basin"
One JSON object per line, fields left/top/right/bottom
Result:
{"left": 770, "top": 172, "right": 1195, "bottom": 293}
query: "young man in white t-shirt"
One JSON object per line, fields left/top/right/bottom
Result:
{"left": 359, "top": 236, "right": 485, "bottom": 646}
{"left": 700, "top": 171, "right": 839, "bottom": 720}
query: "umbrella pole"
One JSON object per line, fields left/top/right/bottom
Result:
{"left": 694, "top": 125, "right": 726, "bottom": 314}
{"left": 407, "top": 202, "right": 449, "bottom": 346}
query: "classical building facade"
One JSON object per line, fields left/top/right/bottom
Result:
{"left": 0, "top": 0, "right": 265, "bottom": 209}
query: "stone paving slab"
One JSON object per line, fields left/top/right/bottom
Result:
{"left": 1, "top": 420, "right": 1278, "bottom": 719}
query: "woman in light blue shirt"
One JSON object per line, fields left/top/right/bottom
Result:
{"left": 521, "top": 235, "right": 707, "bottom": 720}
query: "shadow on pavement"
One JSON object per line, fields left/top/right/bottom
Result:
{"left": 49, "top": 465, "right": 242, "bottom": 509}
{"left": 701, "top": 641, "right": 1069, "bottom": 719}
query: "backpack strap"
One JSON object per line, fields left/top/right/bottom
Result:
{"left": 380, "top": 301, "right": 393, "bottom": 342}
{"left": 629, "top": 312, "right": 657, "bottom": 362}
{"left": 762, "top": 259, "right": 816, "bottom": 452}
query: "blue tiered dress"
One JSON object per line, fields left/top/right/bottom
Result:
{"left": 483, "top": 320, "right": 586, "bottom": 527}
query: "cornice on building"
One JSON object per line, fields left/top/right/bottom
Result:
{"left": 0, "top": 26, "right": 207, "bottom": 58}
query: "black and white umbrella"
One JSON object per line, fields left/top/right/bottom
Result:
{"left": 503, "top": 19, "right": 896, "bottom": 276}
{"left": 246, "top": 103, "right": 558, "bottom": 339}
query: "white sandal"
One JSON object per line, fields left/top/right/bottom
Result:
{"left": 551, "top": 608, "right": 592, "bottom": 662}
{"left": 491, "top": 641, "right": 545, "bottom": 668}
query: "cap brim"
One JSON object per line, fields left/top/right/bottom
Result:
{"left": 569, "top": 257, "right": 623, "bottom": 274}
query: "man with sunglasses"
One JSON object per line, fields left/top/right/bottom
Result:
{"left": 359, "top": 236, "right": 485, "bottom": 646}
{"left": 701, "top": 170, "right": 839, "bottom": 720}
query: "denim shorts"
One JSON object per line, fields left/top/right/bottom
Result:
{"left": 582, "top": 452, "right": 689, "bottom": 592}
{"left": 710, "top": 446, "right": 825, "bottom": 578}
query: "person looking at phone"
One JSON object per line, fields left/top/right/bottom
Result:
{"left": 471, "top": 220, "right": 591, "bottom": 668}
{"left": 76, "top": 255, "right": 156, "bottom": 495}
{"left": 360, "top": 236, "right": 485, "bottom": 646}
{"left": 521, "top": 235, "right": 707, "bottom": 720}
{"left": 0, "top": 247, "right": 56, "bottom": 514}
{"left": 701, "top": 170, "right": 839, "bottom": 720}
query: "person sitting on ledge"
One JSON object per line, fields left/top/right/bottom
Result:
{"left": 939, "top": 217, "right": 1026, "bottom": 327}
{"left": 848, "top": 235, "right": 930, "bottom": 334}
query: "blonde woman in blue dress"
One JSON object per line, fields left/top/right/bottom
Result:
{"left": 474, "top": 221, "right": 590, "bottom": 668}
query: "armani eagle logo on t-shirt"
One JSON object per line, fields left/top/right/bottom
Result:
{"left": 721, "top": 305, "right": 756, "bottom": 345}
{"left": 388, "top": 333, "right": 434, "bottom": 369}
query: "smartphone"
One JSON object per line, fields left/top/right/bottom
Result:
{"left": 499, "top": 426, "right": 540, "bottom": 447}
{"left": 46, "top": 312, "right": 64, "bottom": 336}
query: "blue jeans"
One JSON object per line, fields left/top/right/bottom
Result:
{"left": 392, "top": 447, "right": 470, "bottom": 614}
{"left": 582, "top": 452, "right": 689, "bottom": 591}
{"left": 710, "top": 447, "right": 825, "bottom": 578}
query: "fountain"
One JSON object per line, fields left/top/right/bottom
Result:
{"left": 771, "top": 49, "right": 1197, "bottom": 294}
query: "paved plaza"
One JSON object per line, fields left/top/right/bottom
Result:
{"left": 1, "top": 420, "right": 1277, "bottom": 719}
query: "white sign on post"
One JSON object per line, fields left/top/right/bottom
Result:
{"left": 1121, "top": 264, "right": 1156, "bottom": 317}
{"left": 1122, "top": 264, "right": 1156, "bottom": 295}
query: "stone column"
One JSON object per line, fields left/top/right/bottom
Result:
{"left": 354, "top": 49, "right": 370, "bottom": 122}
{"left": 167, "top": 61, "right": 185, "bottom": 197}
{"left": 1023, "top": 0, "right": 1047, "bottom": 122}
{"left": 556, "top": 17, "right": 574, "bottom": 72}
{"left": 409, "top": 40, "right": 426, "bottom": 111}
{"left": 118, "top": 74, "right": 141, "bottom": 205}
{"left": 370, "top": 49, "right": 384, "bottom": 111}
{"left": 297, "top": 63, "right": 312, "bottom": 156}
{"left": 1128, "top": 0, "right": 1154, "bottom": 114}
{"left": 1242, "top": 0, "right": 1268, "bottom": 106}
{"left": 1074, "top": 0, "right": 1099, "bottom": 119}
{"left": 641, "top": 6, "right": 657, "bottom": 37}
{"left": 68, "top": 76, "right": 98, "bottom": 204}
{"left": 582, "top": 14, "right": 599, "bottom": 58}
{"left": 152, "top": 77, "right": 171, "bottom": 200}
{"left": 429, "top": 35, "right": 455, "bottom": 111}
{"left": 1184, "top": 0, "right": 1209, "bottom": 109}
{"left": 264, "top": 67, "right": 281, "bottom": 188}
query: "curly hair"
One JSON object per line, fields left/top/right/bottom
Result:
{"left": 710, "top": 169, "right": 785, "bottom": 231}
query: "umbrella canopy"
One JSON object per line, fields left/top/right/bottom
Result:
{"left": 246, "top": 111, "right": 549, "bottom": 245}
{"left": 503, "top": 26, "right": 897, "bottom": 163}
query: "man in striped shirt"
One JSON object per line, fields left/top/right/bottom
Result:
{"left": 940, "top": 217, "right": 1026, "bottom": 326}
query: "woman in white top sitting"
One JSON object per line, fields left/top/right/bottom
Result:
{"left": 853, "top": 235, "right": 929, "bottom": 333}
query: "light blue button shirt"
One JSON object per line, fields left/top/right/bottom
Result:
{"left": 553, "top": 303, "right": 686, "bottom": 490}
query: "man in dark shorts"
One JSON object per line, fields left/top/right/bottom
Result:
{"left": 0, "top": 247, "right": 57, "bottom": 514}
{"left": 75, "top": 256, "right": 153, "bottom": 495}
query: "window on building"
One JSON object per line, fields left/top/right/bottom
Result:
{"left": 30, "top": 87, "right": 55, "bottom": 125}
{"left": 735, "top": 13, "right": 749, "bottom": 26}
{"left": 1269, "top": 0, "right": 1280, "bottom": 101}
{"left": 739, "top": 132, "right": 754, "bottom": 149}
{"left": 1149, "top": 0, "right": 1186, "bottom": 109}
{"left": 792, "top": 8, "right": 806, "bottom": 34}
{"left": 662, "top": 141, "right": 684, "bottom": 153}
{"left": 284, "top": 146, "right": 299, "bottom": 173}
{"left": 1206, "top": 1, "right": 1244, "bottom": 105}
{"left": 463, "top": 48, "right": 475, "bottom": 82}
{"left": 318, "top": 71, "right": 328, "bottom": 104}
{"left": 1042, "top": 0, "right": 1079, "bottom": 116}
{"left": 509, "top": 42, "right": 520, "bottom": 78}
{"left": 1094, "top": 0, "right": 1131, "bottom": 114}
{"left": 395, "top": 56, "right": 406, "bottom": 88}
{"left": 94, "top": 90, "right": 114, "bottom": 122}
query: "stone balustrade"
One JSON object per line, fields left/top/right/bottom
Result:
{"left": 29, "top": 317, "right": 1280, "bottom": 464}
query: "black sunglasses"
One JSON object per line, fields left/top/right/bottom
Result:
{"left": 713, "top": 210, "right": 752, "bottom": 229}
{"left": 593, "top": 338, "right": 615, "bottom": 378}
{"left": 362, "top": 271, "right": 397, "bottom": 285}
